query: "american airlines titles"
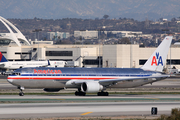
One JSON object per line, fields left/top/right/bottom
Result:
{"left": 34, "top": 69, "right": 62, "bottom": 74}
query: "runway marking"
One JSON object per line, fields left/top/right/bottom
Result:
{"left": 81, "top": 112, "right": 93, "bottom": 115}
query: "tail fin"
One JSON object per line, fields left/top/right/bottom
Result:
{"left": 141, "top": 36, "right": 173, "bottom": 72}
{"left": 48, "top": 60, "right": 50, "bottom": 65}
{"left": 0, "top": 52, "right": 8, "bottom": 62}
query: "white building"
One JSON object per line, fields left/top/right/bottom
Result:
{"left": 0, "top": 43, "right": 180, "bottom": 70}
{"left": 105, "top": 31, "right": 143, "bottom": 38}
{"left": 74, "top": 30, "right": 143, "bottom": 40}
{"left": 74, "top": 30, "right": 98, "bottom": 39}
{"left": 47, "top": 32, "right": 70, "bottom": 40}
{"left": 103, "top": 44, "right": 180, "bottom": 71}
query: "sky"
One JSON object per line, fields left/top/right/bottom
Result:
{"left": 0, "top": 0, "right": 179, "bottom": 21}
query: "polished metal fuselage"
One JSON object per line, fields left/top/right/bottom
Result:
{"left": 7, "top": 67, "right": 167, "bottom": 89}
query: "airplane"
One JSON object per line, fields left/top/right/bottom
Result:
{"left": 48, "top": 61, "right": 67, "bottom": 68}
{"left": 0, "top": 52, "right": 66, "bottom": 70}
{"left": 7, "top": 36, "right": 173, "bottom": 96}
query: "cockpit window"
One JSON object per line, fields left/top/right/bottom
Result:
{"left": 12, "top": 73, "right": 21, "bottom": 76}
{"left": 12, "top": 73, "right": 16, "bottom": 75}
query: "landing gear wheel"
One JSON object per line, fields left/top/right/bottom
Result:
{"left": 75, "top": 91, "right": 86, "bottom": 96}
{"left": 19, "top": 92, "right": 24, "bottom": 96}
{"left": 80, "top": 92, "right": 86, "bottom": 96}
{"left": 97, "top": 92, "right": 109, "bottom": 96}
{"left": 75, "top": 91, "right": 78, "bottom": 96}
{"left": 104, "top": 92, "right": 109, "bottom": 96}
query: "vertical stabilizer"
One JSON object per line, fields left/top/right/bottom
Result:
{"left": 141, "top": 36, "right": 173, "bottom": 72}
{"left": 0, "top": 52, "right": 8, "bottom": 62}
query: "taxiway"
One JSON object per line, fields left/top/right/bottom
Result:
{"left": 0, "top": 95, "right": 180, "bottom": 119}
{"left": 1, "top": 77, "right": 180, "bottom": 119}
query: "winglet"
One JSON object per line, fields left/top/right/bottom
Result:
{"left": 0, "top": 52, "right": 8, "bottom": 62}
{"left": 141, "top": 36, "right": 173, "bottom": 72}
{"left": 48, "top": 60, "right": 50, "bottom": 65}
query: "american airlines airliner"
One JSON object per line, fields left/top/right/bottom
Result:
{"left": 7, "top": 36, "right": 173, "bottom": 96}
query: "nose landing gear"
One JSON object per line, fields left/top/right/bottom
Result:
{"left": 18, "top": 86, "right": 24, "bottom": 96}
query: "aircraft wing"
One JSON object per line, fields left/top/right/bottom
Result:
{"left": 70, "top": 74, "right": 170, "bottom": 87}
{"left": 98, "top": 74, "right": 170, "bottom": 87}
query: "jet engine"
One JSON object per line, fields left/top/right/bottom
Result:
{"left": 43, "top": 88, "right": 62, "bottom": 92}
{"left": 81, "top": 82, "right": 103, "bottom": 93}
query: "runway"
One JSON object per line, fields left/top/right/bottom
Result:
{"left": 0, "top": 95, "right": 180, "bottom": 119}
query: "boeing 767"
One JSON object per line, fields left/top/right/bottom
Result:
{"left": 7, "top": 36, "right": 173, "bottom": 96}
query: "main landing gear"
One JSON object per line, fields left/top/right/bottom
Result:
{"left": 18, "top": 86, "right": 24, "bottom": 96}
{"left": 75, "top": 89, "right": 86, "bottom": 96}
{"left": 75, "top": 89, "right": 109, "bottom": 96}
{"left": 97, "top": 91, "right": 109, "bottom": 96}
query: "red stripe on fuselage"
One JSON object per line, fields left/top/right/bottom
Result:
{"left": 7, "top": 77, "right": 117, "bottom": 80}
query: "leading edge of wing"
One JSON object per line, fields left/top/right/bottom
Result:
{"left": 99, "top": 74, "right": 170, "bottom": 84}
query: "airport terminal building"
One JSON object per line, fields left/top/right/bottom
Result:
{"left": 1, "top": 43, "right": 180, "bottom": 71}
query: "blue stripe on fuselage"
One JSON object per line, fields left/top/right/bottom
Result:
{"left": 13, "top": 74, "right": 151, "bottom": 77}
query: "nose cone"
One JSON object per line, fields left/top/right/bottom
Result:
{"left": 7, "top": 76, "right": 13, "bottom": 83}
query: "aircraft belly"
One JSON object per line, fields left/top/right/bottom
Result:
{"left": 12, "top": 79, "right": 66, "bottom": 88}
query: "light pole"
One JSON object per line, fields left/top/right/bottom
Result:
{"left": 99, "top": 39, "right": 101, "bottom": 68}
{"left": 128, "top": 33, "right": 141, "bottom": 68}
{"left": 98, "top": 28, "right": 105, "bottom": 68}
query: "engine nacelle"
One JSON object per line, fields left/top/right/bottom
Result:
{"left": 43, "top": 88, "right": 62, "bottom": 92}
{"left": 81, "top": 82, "right": 103, "bottom": 93}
